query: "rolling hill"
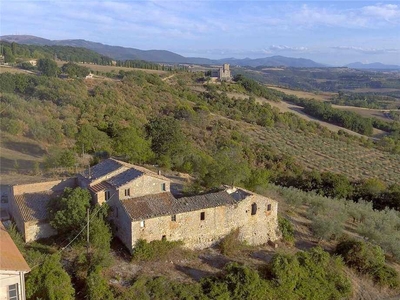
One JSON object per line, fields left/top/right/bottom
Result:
{"left": 1, "top": 35, "right": 326, "bottom": 67}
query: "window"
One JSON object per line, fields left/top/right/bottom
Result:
{"left": 267, "top": 204, "right": 272, "bottom": 211}
{"left": 251, "top": 203, "right": 257, "bottom": 215}
{"left": 162, "top": 235, "right": 166, "bottom": 241}
{"left": 124, "top": 188, "right": 130, "bottom": 197}
{"left": 161, "top": 183, "right": 166, "bottom": 191}
{"left": 105, "top": 190, "right": 111, "bottom": 201}
{"left": 140, "top": 220, "right": 145, "bottom": 228}
{"left": 8, "top": 284, "right": 18, "bottom": 300}
{"left": 171, "top": 215, "right": 176, "bottom": 222}
{"left": 200, "top": 211, "right": 205, "bottom": 221}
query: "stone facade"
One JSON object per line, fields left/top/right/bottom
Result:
{"left": 7, "top": 158, "right": 279, "bottom": 253}
{"left": 211, "top": 64, "right": 231, "bottom": 80}
{"left": 112, "top": 187, "right": 278, "bottom": 253}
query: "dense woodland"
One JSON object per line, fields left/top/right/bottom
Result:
{"left": 0, "top": 41, "right": 113, "bottom": 65}
{"left": 1, "top": 56, "right": 400, "bottom": 298}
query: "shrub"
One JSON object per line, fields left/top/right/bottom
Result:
{"left": 335, "top": 239, "right": 385, "bottom": 273}
{"left": 132, "top": 239, "right": 184, "bottom": 262}
{"left": 278, "top": 216, "right": 294, "bottom": 245}
{"left": 201, "top": 263, "right": 271, "bottom": 300}
{"left": 219, "top": 228, "right": 245, "bottom": 256}
{"left": 336, "top": 239, "right": 399, "bottom": 288}
{"left": 268, "top": 247, "right": 351, "bottom": 299}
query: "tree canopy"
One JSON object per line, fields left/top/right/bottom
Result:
{"left": 47, "top": 187, "right": 91, "bottom": 234}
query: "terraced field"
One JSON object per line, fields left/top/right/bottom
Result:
{"left": 233, "top": 119, "right": 400, "bottom": 185}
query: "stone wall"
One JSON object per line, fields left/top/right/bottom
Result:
{"left": 118, "top": 175, "right": 170, "bottom": 200}
{"left": 24, "top": 221, "right": 57, "bottom": 243}
{"left": 12, "top": 178, "right": 77, "bottom": 195}
{"left": 110, "top": 199, "right": 133, "bottom": 250}
{"left": 120, "top": 194, "right": 278, "bottom": 253}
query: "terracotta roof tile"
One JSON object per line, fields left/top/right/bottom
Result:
{"left": 88, "top": 181, "right": 113, "bottom": 194}
{"left": 0, "top": 223, "right": 30, "bottom": 272}
{"left": 14, "top": 191, "right": 61, "bottom": 222}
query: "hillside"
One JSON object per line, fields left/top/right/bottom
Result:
{"left": 1, "top": 35, "right": 326, "bottom": 67}
{"left": 1, "top": 69, "right": 400, "bottom": 209}
{"left": 2, "top": 66, "right": 400, "bottom": 299}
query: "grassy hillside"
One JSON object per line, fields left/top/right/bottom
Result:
{"left": 1, "top": 70, "right": 400, "bottom": 207}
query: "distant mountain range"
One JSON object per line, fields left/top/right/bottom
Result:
{"left": 345, "top": 62, "right": 400, "bottom": 70}
{"left": 1, "top": 35, "right": 399, "bottom": 70}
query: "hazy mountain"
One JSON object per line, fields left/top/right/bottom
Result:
{"left": 346, "top": 62, "right": 400, "bottom": 70}
{"left": 1, "top": 35, "right": 325, "bottom": 67}
{"left": 222, "top": 56, "right": 326, "bottom": 68}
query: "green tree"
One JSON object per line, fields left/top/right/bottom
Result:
{"left": 86, "top": 267, "right": 114, "bottom": 300}
{"left": 26, "top": 254, "right": 75, "bottom": 300}
{"left": 88, "top": 209, "right": 113, "bottom": 267}
{"left": 47, "top": 187, "right": 91, "bottom": 234}
{"left": 61, "top": 62, "right": 90, "bottom": 78}
{"left": 37, "top": 58, "right": 59, "bottom": 77}
{"left": 146, "top": 116, "right": 187, "bottom": 167}
{"left": 113, "top": 127, "right": 154, "bottom": 164}
{"left": 75, "top": 124, "right": 112, "bottom": 154}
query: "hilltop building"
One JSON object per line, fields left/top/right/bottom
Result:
{"left": 211, "top": 64, "right": 231, "bottom": 80}
{"left": 0, "top": 222, "right": 30, "bottom": 300}
{"left": 8, "top": 158, "right": 278, "bottom": 253}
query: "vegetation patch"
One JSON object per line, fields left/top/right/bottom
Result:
{"left": 218, "top": 228, "right": 247, "bottom": 256}
{"left": 336, "top": 239, "right": 400, "bottom": 288}
{"left": 132, "top": 239, "right": 185, "bottom": 262}
{"left": 278, "top": 216, "right": 295, "bottom": 245}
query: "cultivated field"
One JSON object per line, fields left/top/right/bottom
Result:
{"left": 267, "top": 85, "right": 335, "bottom": 101}
{"left": 237, "top": 120, "right": 400, "bottom": 184}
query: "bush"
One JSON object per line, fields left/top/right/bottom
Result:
{"left": 268, "top": 247, "right": 351, "bottom": 299}
{"left": 336, "top": 239, "right": 399, "bottom": 288}
{"left": 219, "top": 228, "right": 246, "bottom": 256}
{"left": 278, "top": 216, "right": 294, "bottom": 244}
{"left": 132, "top": 239, "right": 184, "bottom": 262}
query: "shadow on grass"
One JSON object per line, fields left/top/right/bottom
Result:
{"left": 175, "top": 265, "right": 214, "bottom": 281}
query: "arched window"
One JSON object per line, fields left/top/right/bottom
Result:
{"left": 251, "top": 203, "right": 257, "bottom": 215}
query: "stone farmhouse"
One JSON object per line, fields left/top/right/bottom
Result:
{"left": 8, "top": 158, "right": 278, "bottom": 253}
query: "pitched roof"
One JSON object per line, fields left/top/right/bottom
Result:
{"left": 0, "top": 223, "right": 30, "bottom": 272}
{"left": 80, "top": 158, "right": 123, "bottom": 182}
{"left": 106, "top": 168, "right": 143, "bottom": 188}
{"left": 13, "top": 191, "right": 61, "bottom": 222}
{"left": 120, "top": 191, "right": 240, "bottom": 221}
{"left": 80, "top": 158, "right": 169, "bottom": 186}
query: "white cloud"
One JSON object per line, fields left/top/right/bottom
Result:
{"left": 269, "top": 45, "right": 308, "bottom": 51}
{"left": 361, "top": 4, "right": 400, "bottom": 22}
{"left": 332, "top": 46, "right": 400, "bottom": 54}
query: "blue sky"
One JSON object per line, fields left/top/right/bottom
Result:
{"left": 1, "top": 1, "right": 399, "bottom": 65}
